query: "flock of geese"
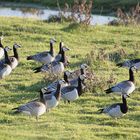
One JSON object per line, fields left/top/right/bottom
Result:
{"left": 0, "top": 36, "right": 140, "bottom": 120}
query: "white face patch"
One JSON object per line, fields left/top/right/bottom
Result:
{"left": 50, "top": 38, "right": 56, "bottom": 44}
{"left": 65, "top": 71, "right": 71, "bottom": 77}
{"left": 81, "top": 64, "right": 88, "bottom": 69}
{"left": 80, "top": 74, "right": 86, "bottom": 80}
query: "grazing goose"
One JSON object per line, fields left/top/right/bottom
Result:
{"left": 61, "top": 74, "right": 86, "bottom": 103}
{"left": 64, "top": 70, "right": 87, "bottom": 89}
{"left": 0, "top": 46, "right": 12, "bottom": 79}
{"left": 42, "top": 79, "right": 69, "bottom": 93}
{"left": 0, "top": 36, "right": 4, "bottom": 59}
{"left": 117, "top": 59, "right": 140, "bottom": 70}
{"left": 12, "top": 90, "right": 47, "bottom": 120}
{"left": 105, "top": 66, "right": 136, "bottom": 97}
{"left": 34, "top": 46, "right": 68, "bottom": 75}
{"left": 99, "top": 95, "right": 128, "bottom": 118}
{"left": 43, "top": 80, "right": 62, "bottom": 110}
{"left": 27, "top": 38, "right": 56, "bottom": 64}
{"left": 42, "top": 71, "right": 71, "bottom": 93}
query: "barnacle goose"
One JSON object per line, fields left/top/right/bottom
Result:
{"left": 27, "top": 38, "right": 56, "bottom": 64}
{"left": 12, "top": 90, "right": 47, "bottom": 120}
{"left": 105, "top": 66, "right": 136, "bottom": 97}
{"left": 99, "top": 95, "right": 128, "bottom": 118}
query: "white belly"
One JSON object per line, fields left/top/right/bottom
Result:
{"left": 51, "top": 62, "right": 64, "bottom": 75}
{"left": 107, "top": 106, "right": 124, "bottom": 118}
{"left": 11, "top": 57, "right": 18, "bottom": 69}
{"left": 46, "top": 96, "right": 58, "bottom": 109}
{"left": 0, "top": 65, "right": 12, "bottom": 79}
{"left": 0, "top": 48, "right": 4, "bottom": 59}
{"left": 61, "top": 89, "right": 79, "bottom": 101}
{"left": 40, "top": 54, "right": 54, "bottom": 64}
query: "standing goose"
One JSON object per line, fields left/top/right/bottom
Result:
{"left": 0, "top": 36, "right": 4, "bottom": 59}
{"left": 117, "top": 59, "right": 140, "bottom": 70}
{"left": 99, "top": 95, "right": 128, "bottom": 118}
{"left": 27, "top": 38, "right": 56, "bottom": 64}
{"left": 54, "top": 41, "right": 70, "bottom": 66}
{"left": 12, "top": 90, "right": 47, "bottom": 120}
{"left": 34, "top": 46, "right": 68, "bottom": 76}
{"left": 43, "top": 80, "right": 62, "bottom": 110}
{"left": 54, "top": 41, "right": 64, "bottom": 62}
{"left": 105, "top": 66, "right": 136, "bottom": 97}
{"left": 61, "top": 74, "right": 86, "bottom": 103}
{"left": 9, "top": 43, "right": 21, "bottom": 69}
{"left": 0, "top": 46, "right": 12, "bottom": 79}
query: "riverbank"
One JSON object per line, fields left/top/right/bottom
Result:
{"left": 0, "top": 16, "right": 140, "bottom": 140}
{"left": 0, "top": 0, "right": 139, "bottom": 15}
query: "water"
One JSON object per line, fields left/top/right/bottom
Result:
{"left": 0, "top": 7, "right": 116, "bottom": 25}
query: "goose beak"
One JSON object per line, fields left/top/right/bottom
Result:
{"left": 126, "top": 94, "right": 130, "bottom": 98}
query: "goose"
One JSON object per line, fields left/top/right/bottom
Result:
{"left": 27, "top": 38, "right": 56, "bottom": 64}
{"left": 117, "top": 59, "right": 140, "bottom": 70}
{"left": 105, "top": 66, "right": 136, "bottom": 97}
{"left": 0, "top": 36, "right": 4, "bottom": 59}
{"left": 54, "top": 41, "right": 64, "bottom": 62}
{"left": 54, "top": 41, "right": 70, "bottom": 66}
{"left": 42, "top": 71, "right": 71, "bottom": 93}
{"left": 61, "top": 74, "right": 86, "bottom": 103}
{"left": 64, "top": 70, "right": 86, "bottom": 88}
{"left": 99, "top": 95, "right": 128, "bottom": 118}
{"left": 43, "top": 80, "right": 62, "bottom": 110}
{"left": 34, "top": 46, "right": 68, "bottom": 76}
{"left": 0, "top": 44, "right": 21, "bottom": 70}
{"left": 67, "top": 64, "right": 88, "bottom": 80}
{"left": 12, "top": 90, "right": 47, "bottom": 120}
{"left": 0, "top": 46, "right": 12, "bottom": 79}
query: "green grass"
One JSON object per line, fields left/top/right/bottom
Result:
{"left": 1, "top": 0, "right": 139, "bottom": 14}
{"left": 0, "top": 17, "right": 140, "bottom": 140}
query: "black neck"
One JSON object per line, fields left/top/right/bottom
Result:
{"left": 60, "top": 49, "right": 66, "bottom": 63}
{"left": 120, "top": 96, "right": 128, "bottom": 113}
{"left": 64, "top": 73, "right": 69, "bottom": 83}
{"left": 40, "top": 91, "right": 46, "bottom": 105}
{"left": 54, "top": 83, "right": 61, "bottom": 101}
{"left": 50, "top": 42, "right": 54, "bottom": 56}
{"left": 0, "top": 40, "right": 3, "bottom": 48}
{"left": 4, "top": 49, "right": 11, "bottom": 65}
{"left": 13, "top": 46, "right": 19, "bottom": 60}
{"left": 77, "top": 77, "right": 83, "bottom": 96}
{"left": 80, "top": 68, "right": 85, "bottom": 75}
{"left": 129, "top": 68, "right": 134, "bottom": 82}
{"left": 58, "top": 42, "right": 62, "bottom": 54}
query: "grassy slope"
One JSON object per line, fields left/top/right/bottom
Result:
{"left": 1, "top": 0, "right": 139, "bottom": 14}
{"left": 0, "top": 17, "right": 140, "bottom": 140}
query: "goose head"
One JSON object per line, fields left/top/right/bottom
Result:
{"left": 123, "top": 94, "right": 130, "bottom": 98}
{"left": 62, "top": 46, "right": 70, "bottom": 52}
{"left": 5, "top": 46, "right": 12, "bottom": 52}
{"left": 64, "top": 70, "right": 71, "bottom": 77}
{"left": 50, "top": 38, "right": 56, "bottom": 44}
{"left": 79, "top": 74, "right": 87, "bottom": 81}
{"left": 13, "top": 43, "right": 21, "bottom": 49}
{"left": 80, "top": 64, "right": 88, "bottom": 69}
